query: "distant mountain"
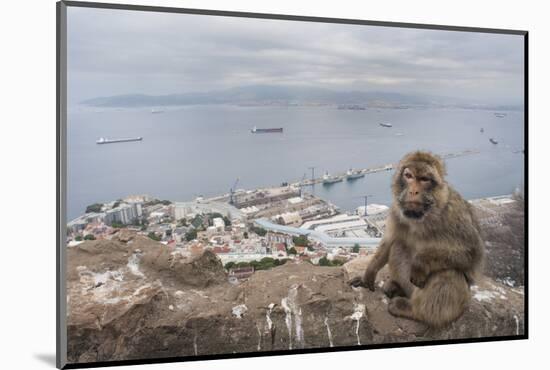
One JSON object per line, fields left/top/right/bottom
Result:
{"left": 80, "top": 85, "right": 522, "bottom": 111}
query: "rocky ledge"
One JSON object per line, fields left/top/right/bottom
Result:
{"left": 67, "top": 231, "right": 524, "bottom": 364}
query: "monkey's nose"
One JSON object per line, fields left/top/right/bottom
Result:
{"left": 409, "top": 191, "right": 419, "bottom": 195}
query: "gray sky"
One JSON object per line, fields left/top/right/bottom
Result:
{"left": 67, "top": 6, "right": 524, "bottom": 106}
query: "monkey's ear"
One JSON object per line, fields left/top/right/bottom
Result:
{"left": 433, "top": 154, "right": 447, "bottom": 177}
{"left": 391, "top": 163, "right": 406, "bottom": 195}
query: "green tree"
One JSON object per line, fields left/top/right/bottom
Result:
{"left": 318, "top": 256, "right": 344, "bottom": 267}
{"left": 185, "top": 229, "right": 198, "bottom": 241}
{"left": 75, "top": 235, "right": 82, "bottom": 241}
{"left": 147, "top": 232, "right": 161, "bottom": 241}
{"left": 223, "top": 216, "right": 231, "bottom": 226}
{"left": 243, "top": 231, "right": 249, "bottom": 239}
{"left": 224, "top": 261, "right": 236, "bottom": 270}
{"left": 260, "top": 257, "right": 275, "bottom": 264}
{"left": 85, "top": 203, "right": 103, "bottom": 213}
{"left": 250, "top": 226, "right": 267, "bottom": 236}
{"left": 292, "top": 235, "right": 309, "bottom": 247}
{"left": 352, "top": 244, "right": 360, "bottom": 253}
{"left": 144, "top": 199, "right": 172, "bottom": 207}
{"left": 288, "top": 247, "right": 298, "bottom": 255}
{"left": 84, "top": 234, "right": 96, "bottom": 241}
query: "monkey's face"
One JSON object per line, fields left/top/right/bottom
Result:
{"left": 397, "top": 166, "right": 439, "bottom": 221}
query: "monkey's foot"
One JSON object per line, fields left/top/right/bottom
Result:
{"left": 388, "top": 297, "right": 415, "bottom": 320}
{"left": 383, "top": 280, "right": 406, "bottom": 298}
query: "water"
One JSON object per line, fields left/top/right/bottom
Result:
{"left": 67, "top": 105, "right": 525, "bottom": 220}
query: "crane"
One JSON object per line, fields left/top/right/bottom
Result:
{"left": 308, "top": 166, "right": 316, "bottom": 182}
{"left": 299, "top": 173, "right": 307, "bottom": 197}
{"left": 355, "top": 194, "right": 373, "bottom": 216}
{"left": 229, "top": 178, "right": 240, "bottom": 205}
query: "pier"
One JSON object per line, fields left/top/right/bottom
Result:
{"left": 201, "top": 149, "right": 480, "bottom": 204}
{"left": 293, "top": 149, "right": 480, "bottom": 187}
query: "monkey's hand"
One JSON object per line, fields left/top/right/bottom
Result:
{"left": 410, "top": 258, "right": 429, "bottom": 288}
{"left": 348, "top": 267, "right": 377, "bottom": 291}
{"left": 363, "top": 266, "right": 378, "bottom": 291}
{"left": 349, "top": 276, "right": 364, "bottom": 288}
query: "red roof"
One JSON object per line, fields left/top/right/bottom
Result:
{"left": 212, "top": 246, "right": 231, "bottom": 254}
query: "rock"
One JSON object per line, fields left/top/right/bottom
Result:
{"left": 66, "top": 239, "right": 524, "bottom": 364}
{"left": 114, "top": 229, "right": 136, "bottom": 243}
{"left": 342, "top": 255, "right": 374, "bottom": 283}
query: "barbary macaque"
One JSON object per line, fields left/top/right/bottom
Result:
{"left": 351, "top": 151, "right": 484, "bottom": 327}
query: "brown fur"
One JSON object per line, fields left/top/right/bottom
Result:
{"left": 352, "top": 151, "right": 484, "bottom": 327}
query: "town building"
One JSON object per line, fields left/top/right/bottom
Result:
{"left": 104, "top": 202, "right": 143, "bottom": 226}
{"left": 213, "top": 217, "right": 225, "bottom": 231}
{"left": 274, "top": 211, "right": 302, "bottom": 226}
{"left": 265, "top": 231, "right": 294, "bottom": 247}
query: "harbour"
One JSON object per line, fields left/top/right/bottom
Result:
{"left": 68, "top": 106, "right": 524, "bottom": 220}
{"left": 291, "top": 149, "right": 480, "bottom": 187}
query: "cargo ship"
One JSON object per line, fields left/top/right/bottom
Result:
{"left": 489, "top": 138, "right": 498, "bottom": 145}
{"left": 250, "top": 126, "right": 283, "bottom": 133}
{"left": 322, "top": 171, "right": 343, "bottom": 185}
{"left": 96, "top": 137, "right": 143, "bottom": 144}
{"left": 379, "top": 123, "right": 393, "bottom": 128}
{"left": 346, "top": 168, "right": 365, "bottom": 180}
{"left": 337, "top": 104, "right": 366, "bottom": 110}
{"left": 494, "top": 113, "right": 506, "bottom": 118}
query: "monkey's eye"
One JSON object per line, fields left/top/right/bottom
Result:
{"left": 418, "top": 176, "right": 431, "bottom": 183}
{"left": 404, "top": 172, "right": 413, "bottom": 180}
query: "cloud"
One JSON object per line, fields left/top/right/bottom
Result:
{"left": 67, "top": 6, "right": 524, "bottom": 106}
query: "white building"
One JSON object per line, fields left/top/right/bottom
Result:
{"left": 274, "top": 211, "right": 302, "bottom": 226}
{"left": 174, "top": 203, "right": 191, "bottom": 221}
{"left": 104, "top": 202, "right": 143, "bottom": 225}
{"left": 213, "top": 217, "right": 225, "bottom": 231}
{"left": 356, "top": 204, "right": 389, "bottom": 217}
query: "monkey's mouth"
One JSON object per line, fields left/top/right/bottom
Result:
{"left": 401, "top": 202, "right": 431, "bottom": 220}
{"left": 403, "top": 209, "right": 425, "bottom": 219}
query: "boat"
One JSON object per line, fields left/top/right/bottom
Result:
{"left": 379, "top": 123, "right": 393, "bottom": 128}
{"left": 489, "top": 138, "right": 498, "bottom": 145}
{"left": 346, "top": 168, "right": 365, "bottom": 180}
{"left": 494, "top": 113, "right": 506, "bottom": 118}
{"left": 337, "top": 104, "right": 366, "bottom": 110}
{"left": 96, "top": 137, "right": 143, "bottom": 144}
{"left": 322, "top": 171, "right": 343, "bottom": 185}
{"left": 250, "top": 126, "right": 283, "bottom": 133}
{"left": 151, "top": 109, "right": 164, "bottom": 114}
{"left": 480, "top": 128, "right": 484, "bottom": 133}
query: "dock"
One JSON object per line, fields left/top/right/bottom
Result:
{"left": 202, "top": 149, "right": 480, "bottom": 204}
{"left": 293, "top": 149, "right": 480, "bottom": 187}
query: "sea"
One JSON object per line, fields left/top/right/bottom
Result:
{"left": 67, "top": 105, "right": 525, "bottom": 221}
